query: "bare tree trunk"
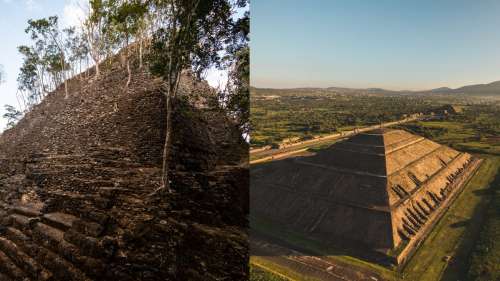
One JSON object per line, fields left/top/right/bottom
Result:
{"left": 126, "top": 36, "right": 131, "bottom": 88}
{"left": 64, "top": 81, "right": 68, "bottom": 98}
{"left": 95, "top": 59, "right": 100, "bottom": 76}
{"left": 161, "top": 89, "right": 173, "bottom": 191}
{"left": 139, "top": 39, "right": 143, "bottom": 69}
{"left": 126, "top": 59, "right": 131, "bottom": 88}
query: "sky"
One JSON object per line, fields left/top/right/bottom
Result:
{"left": 0, "top": 0, "right": 227, "bottom": 131}
{"left": 251, "top": 0, "right": 500, "bottom": 90}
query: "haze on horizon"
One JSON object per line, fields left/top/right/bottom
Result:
{"left": 251, "top": 0, "right": 500, "bottom": 91}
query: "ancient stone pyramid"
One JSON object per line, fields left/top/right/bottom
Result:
{"left": 0, "top": 59, "right": 248, "bottom": 280}
{"left": 251, "top": 128, "right": 481, "bottom": 264}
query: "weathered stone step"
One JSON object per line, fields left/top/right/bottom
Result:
{"left": 10, "top": 204, "right": 42, "bottom": 218}
{"left": 29, "top": 155, "right": 142, "bottom": 169}
{"left": 42, "top": 190, "right": 111, "bottom": 207}
{"left": 39, "top": 191, "right": 113, "bottom": 223}
{"left": 63, "top": 229, "right": 116, "bottom": 259}
{"left": 0, "top": 249, "right": 30, "bottom": 281}
{"left": 31, "top": 176, "right": 115, "bottom": 191}
{"left": 30, "top": 224, "right": 105, "bottom": 279}
{"left": 8, "top": 214, "right": 32, "bottom": 233}
{"left": 34, "top": 176, "right": 158, "bottom": 193}
{"left": 0, "top": 236, "right": 52, "bottom": 280}
{"left": 5, "top": 226, "right": 91, "bottom": 281}
{"left": 42, "top": 213, "right": 78, "bottom": 231}
{"left": 28, "top": 165, "right": 160, "bottom": 181}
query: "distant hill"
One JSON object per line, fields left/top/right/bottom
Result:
{"left": 451, "top": 80, "right": 500, "bottom": 95}
{"left": 430, "top": 87, "right": 453, "bottom": 93}
{"left": 252, "top": 80, "right": 500, "bottom": 96}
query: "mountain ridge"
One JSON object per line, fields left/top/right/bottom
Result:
{"left": 251, "top": 80, "right": 500, "bottom": 96}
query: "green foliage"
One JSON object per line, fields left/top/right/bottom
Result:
{"left": 3, "top": 105, "right": 22, "bottom": 129}
{"left": 17, "top": 45, "right": 43, "bottom": 105}
{"left": 220, "top": 4, "right": 250, "bottom": 134}
{"left": 17, "top": 15, "right": 89, "bottom": 108}
{"left": 107, "top": 0, "right": 147, "bottom": 41}
{"left": 148, "top": 0, "right": 234, "bottom": 83}
{"left": 225, "top": 45, "right": 249, "bottom": 134}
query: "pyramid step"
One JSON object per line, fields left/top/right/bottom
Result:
{"left": 71, "top": 219, "right": 105, "bottom": 238}
{"left": 0, "top": 249, "right": 30, "bottom": 281}
{"left": 30, "top": 223, "right": 105, "bottom": 277}
{"left": 0, "top": 237, "right": 52, "bottom": 280}
{"left": 34, "top": 177, "right": 115, "bottom": 191}
{"left": 41, "top": 198, "right": 110, "bottom": 227}
{"left": 5, "top": 226, "right": 91, "bottom": 281}
{"left": 10, "top": 205, "right": 42, "bottom": 217}
{"left": 42, "top": 213, "right": 77, "bottom": 231}
{"left": 8, "top": 214, "right": 33, "bottom": 233}
{"left": 28, "top": 165, "right": 160, "bottom": 179}
{"left": 30, "top": 155, "right": 141, "bottom": 169}
{"left": 63, "top": 229, "right": 116, "bottom": 259}
{"left": 34, "top": 176, "right": 157, "bottom": 193}
{"left": 42, "top": 191, "right": 113, "bottom": 212}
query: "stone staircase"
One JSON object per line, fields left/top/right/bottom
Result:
{"left": 0, "top": 147, "right": 162, "bottom": 280}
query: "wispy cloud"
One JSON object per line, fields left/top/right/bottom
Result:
{"left": 25, "top": 0, "right": 41, "bottom": 11}
{"left": 62, "top": 0, "right": 88, "bottom": 28}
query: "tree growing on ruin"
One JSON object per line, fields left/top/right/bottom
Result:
{"left": 85, "top": 0, "right": 110, "bottom": 77}
{"left": 17, "top": 45, "right": 45, "bottom": 105}
{"left": 107, "top": 0, "right": 148, "bottom": 88}
{"left": 148, "top": 0, "right": 235, "bottom": 193}
{"left": 3, "top": 105, "right": 22, "bottom": 129}
{"left": 25, "top": 16, "right": 70, "bottom": 98}
{"left": 64, "top": 27, "right": 90, "bottom": 79}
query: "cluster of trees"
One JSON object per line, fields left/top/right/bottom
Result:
{"left": 13, "top": 1, "right": 151, "bottom": 113}
{"left": 3, "top": 0, "right": 249, "bottom": 191}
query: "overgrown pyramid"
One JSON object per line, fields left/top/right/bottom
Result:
{"left": 251, "top": 128, "right": 481, "bottom": 264}
{"left": 0, "top": 56, "right": 248, "bottom": 280}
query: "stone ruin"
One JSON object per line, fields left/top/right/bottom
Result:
{"left": 0, "top": 58, "right": 248, "bottom": 280}
{"left": 251, "top": 128, "right": 481, "bottom": 265}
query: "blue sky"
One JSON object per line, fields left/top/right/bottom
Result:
{"left": 251, "top": 0, "right": 500, "bottom": 90}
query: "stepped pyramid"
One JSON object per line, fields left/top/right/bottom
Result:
{"left": 251, "top": 128, "right": 481, "bottom": 264}
{"left": 0, "top": 56, "right": 248, "bottom": 280}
